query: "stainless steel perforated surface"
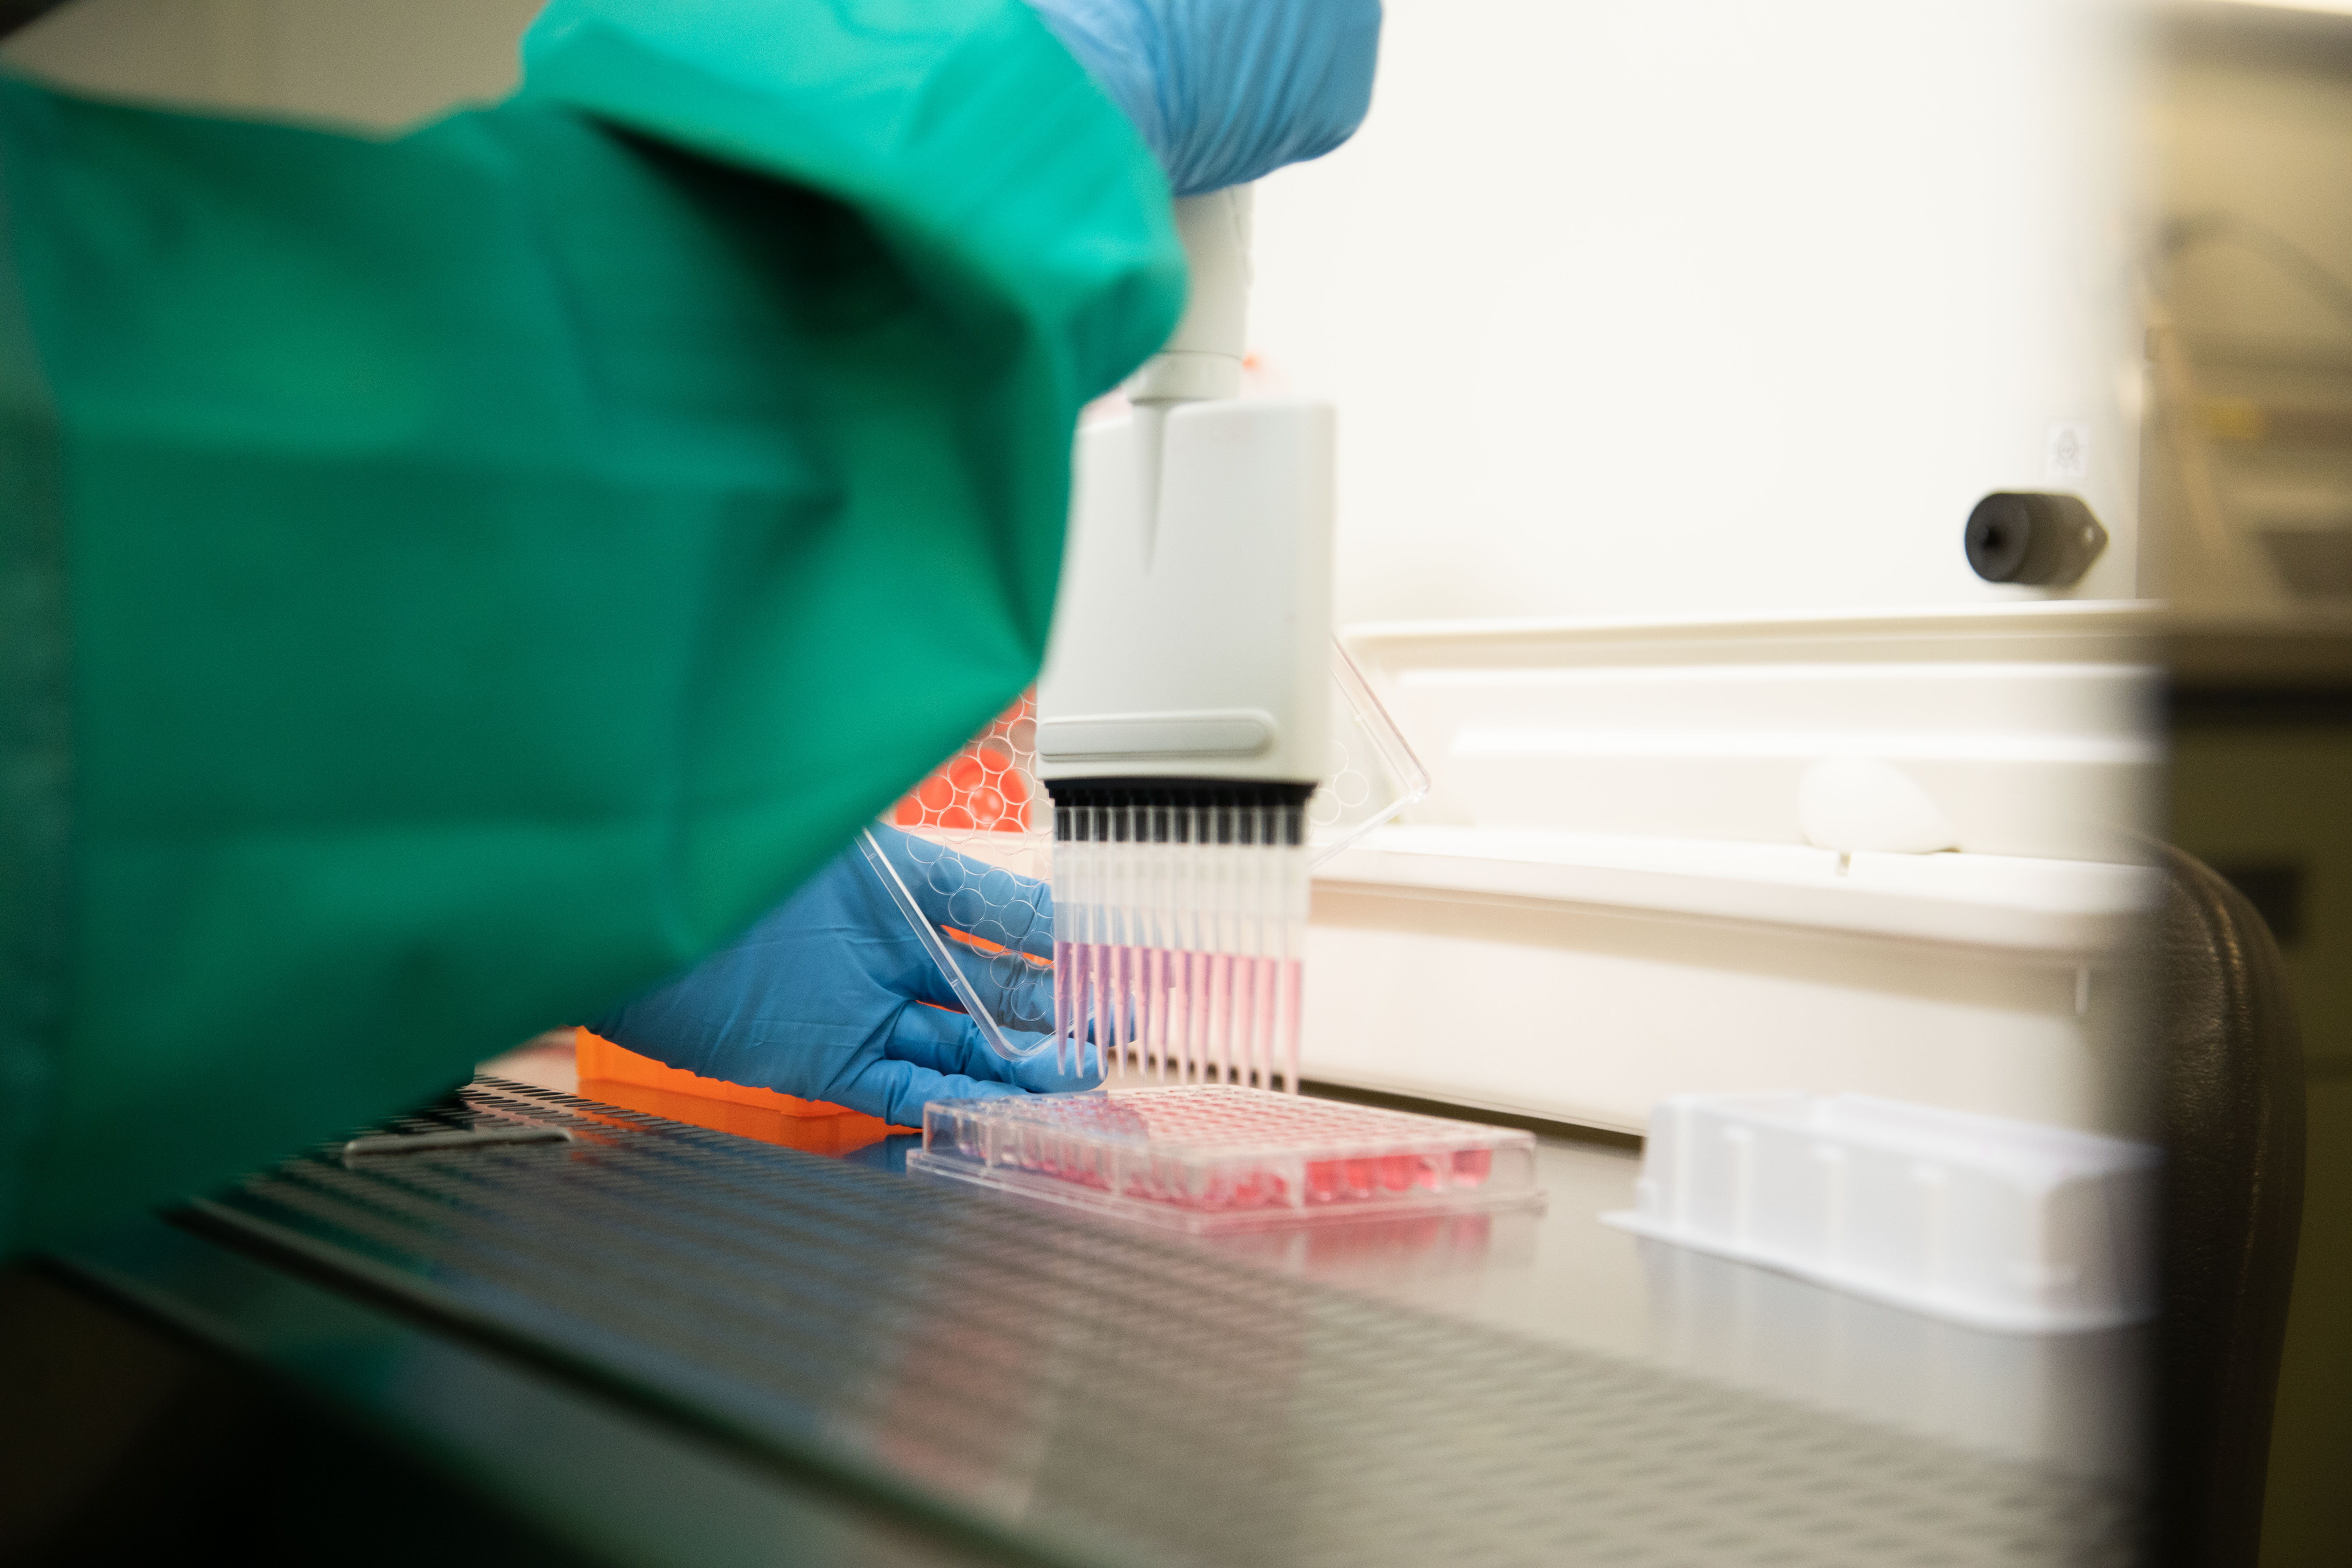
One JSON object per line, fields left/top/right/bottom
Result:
{"left": 197, "top": 1080, "right": 2138, "bottom": 1568}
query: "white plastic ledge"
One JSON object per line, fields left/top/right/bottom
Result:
{"left": 1315, "top": 825, "right": 2159, "bottom": 957}
{"left": 1604, "top": 1092, "right": 2158, "bottom": 1335}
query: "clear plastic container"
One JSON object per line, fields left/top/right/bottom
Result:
{"left": 1604, "top": 1092, "right": 2158, "bottom": 1333}
{"left": 1308, "top": 639, "right": 1431, "bottom": 862}
{"left": 907, "top": 1084, "right": 1544, "bottom": 1233}
{"left": 872, "top": 692, "right": 1058, "bottom": 1051}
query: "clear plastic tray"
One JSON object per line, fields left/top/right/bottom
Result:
{"left": 1605, "top": 1092, "right": 2157, "bottom": 1333}
{"left": 907, "top": 1084, "right": 1544, "bottom": 1233}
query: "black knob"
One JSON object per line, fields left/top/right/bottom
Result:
{"left": 1965, "top": 492, "right": 2108, "bottom": 586}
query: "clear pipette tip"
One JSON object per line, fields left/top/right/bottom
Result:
{"left": 1046, "top": 782, "right": 1310, "bottom": 1093}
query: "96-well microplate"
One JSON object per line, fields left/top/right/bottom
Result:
{"left": 908, "top": 1085, "right": 1543, "bottom": 1233}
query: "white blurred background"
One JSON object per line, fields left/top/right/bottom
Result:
{"left": 1247, "top": 0, "right": 2147, "bottom": 623}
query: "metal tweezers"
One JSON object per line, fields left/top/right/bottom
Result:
{"left": 343, "top": 1125, "right": 573, "bottom": 1157}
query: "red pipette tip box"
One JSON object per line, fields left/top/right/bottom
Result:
{"left": 908, "top": 1085, "right": 1543, "bottom": 1233}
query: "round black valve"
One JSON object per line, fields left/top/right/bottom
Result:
{"left": 1965, "top": 492, "right": 2108, "bottom": 586}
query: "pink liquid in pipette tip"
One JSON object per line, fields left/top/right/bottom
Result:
{"left": 1052, "top": 938, "right": 1073, "bottom": 1074}
{"left": 1072, "top": 946, "right": 1084, "bottom": 1078}
{"left": 1250, "top": 955, "right": 1273, "bottom": 1090}
{"left": 1278, "top": 953, "right": 1302, "bottom": 1096}
{"left": 1104, "top": 944, "right": 1123, "bottom": 1076}
{"left": 1242, "top": 955, "right": 1261, "bottom": 1090}
{"left": 1149, "top": 947, "right": 1169, "bottom": 1082}
{"left": 1233, "top": 956, "right": 1250, "bottom": 1088}
{"left": 1211, "top": 953, "right": 1233, "bottom": 1087}
{"left": 1093, "top": 942, "right": 1110, "bottom": 1078}
{"left": 1175, "top": 950, "right": 1195, "bottom": 1082}
{"left": 1128, "top": 946, "right": 1147, "bottom": 1065}
{"left": 1074, "top": 940, "right": 1101, "bottom": 1077}
{"left": 1173, "top": 949, "right": 1195, "bottom": 1083}
{"left": 1049, "top": 940, "right": 1299, "bottom": 1089}
{"left": 1166, "top": 950, "right": 1184, "bottom": 1081}
{"left": 1113, "top": 946, "right": 1131, "bottom": 1078}
{"left": 1129, "top": 945, "right": 1149, "bottom": 1076}
{"left": 1077, "top": 941, "right": 1092, "bottom": 1077}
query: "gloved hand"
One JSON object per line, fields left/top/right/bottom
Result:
{"left": 591, "top": 828, "right": 1096, "bottom": 1128}
{"left": 1027, "top": 0, "right": 1382, "bottom": 197}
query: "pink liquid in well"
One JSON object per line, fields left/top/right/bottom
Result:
{"left": 1020, "top": 939, "right": 1484, "bottom": 1216}
{"left": 975, "top": 1081, "right": 1507, "bottom": 1215}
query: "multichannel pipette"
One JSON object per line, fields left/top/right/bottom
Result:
{"left": 1035, "top": 185, "right": 1336, "bottom": 1091}
{"left": 1048, "top": 788, "right": 1309, "bottom": 1090}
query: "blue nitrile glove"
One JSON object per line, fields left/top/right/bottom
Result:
{"left": 591, "top": 828, "right": 1095, "bottom": 1127}
{"left": 1027, "top": 0, "right": 1382, "bottom": 197}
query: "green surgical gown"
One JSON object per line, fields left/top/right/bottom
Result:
{"left": 0, "top": 0, "right": 1185, "bottom": 1255}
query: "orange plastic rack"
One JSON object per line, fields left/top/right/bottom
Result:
{"left": 574, "top": 1028, "right": 915, "bottom": 1157}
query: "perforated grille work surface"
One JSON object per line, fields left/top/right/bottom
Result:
{"left": 199, "top": 1080, "right": 2136, "bottom": 1568}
